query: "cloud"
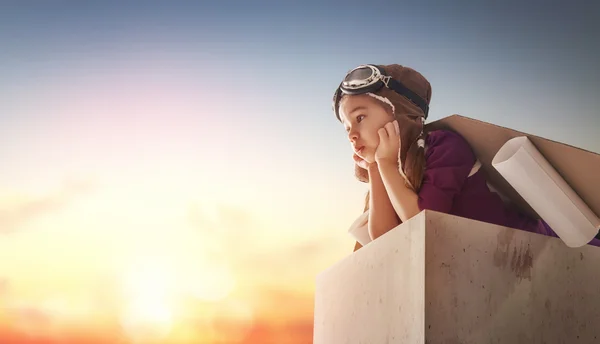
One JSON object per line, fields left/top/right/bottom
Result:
{"left": 11, "top": 306, "right": 53, "bottom": 324}
{"left": 0, "top": 304, "right": 118, "bottom": 344}
{"left": 0, "top": 178, "right": 96, "bottom": 234}
{"left": 237, "top": 232, "right": 348, "bottom": 282}
{"left": 188, "top": 202, "right": 341, "bottom": 255}
{"left": 288, "top": 235, "right": 340, "bottom": 257}
{"left": 187, "top": 201, "right": 350, "bottom": 286}
{"left": 255, "top": 287, "right": 314, "bottom": 312}
{"left": 188, "top": 202, "right": 255, "bottom": 232}
{"left": 0, "top": 304, "right": 55, "bottom": 338}
{"left": 187, "top": 202, "right": 260, "bottom": 254}
{"left": 241, "top": 318, "right": 314, "bottom": 344}
{"left": 168, "top": 291, "right": 314, "bottom": 344}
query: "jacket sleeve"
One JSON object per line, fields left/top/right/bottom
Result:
{"left": 417, "top": 131, "right": 476, "bottom": 213}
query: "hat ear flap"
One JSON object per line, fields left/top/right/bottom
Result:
{"left": 354, "top": 163, "right": 369, "bottom": 183}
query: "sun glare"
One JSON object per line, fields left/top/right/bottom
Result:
{"left": 117, "top": 256, "right": 238, "bottom": 341}
{"left": 119, "top": 259, "right": 176, "bottom": 341}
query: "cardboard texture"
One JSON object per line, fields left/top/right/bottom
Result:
{"left": 353, "top": 114, "right": 600, "bottom": 251}
{"left": 315, "top": 210, "right": 600, "bottom": 344}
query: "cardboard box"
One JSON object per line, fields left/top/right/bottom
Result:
{"left": 353, "top": 114, "right": 600, "bottom": 251}
{"left": 316, "top": 115, "right": 600, "bottom": 342}
{"left": 314, "top": 210, "right": 600, "bottom": 344}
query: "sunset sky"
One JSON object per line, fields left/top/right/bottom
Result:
{"left": 1, "top": 1, "right": 599, "bottom": 343}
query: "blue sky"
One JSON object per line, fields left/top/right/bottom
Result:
{"left": 2, "top": 1, "right": 598, "bottom": 158}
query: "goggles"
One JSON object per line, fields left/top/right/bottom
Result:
{"left": 333, "top": 64, "right": 429, "bottom": 120}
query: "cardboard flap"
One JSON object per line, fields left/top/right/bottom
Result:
{"left": 426, "top": 115, "right": 600, "bottom": 220}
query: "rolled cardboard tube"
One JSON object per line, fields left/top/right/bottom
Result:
{"left": 492, "top": 136, "right": 600, "bottom": 247}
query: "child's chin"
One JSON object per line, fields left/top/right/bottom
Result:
{"left": 357, "top": 151, "right": 372, "bottom": 162}
{"left": 362, "top": 157, "right": 375, "bottom": 164}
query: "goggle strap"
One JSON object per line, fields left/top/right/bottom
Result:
{"left": 386, "top": 78, "right": 429, "bottom": 117}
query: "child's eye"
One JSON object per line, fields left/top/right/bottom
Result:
{"left": 357, "top": 115, "right": 366, "bottom": 123}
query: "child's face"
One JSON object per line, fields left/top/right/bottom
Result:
{"left": 339, "top": 94, "right": 394, "bottom": 164}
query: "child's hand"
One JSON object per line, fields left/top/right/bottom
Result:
{"left": 353, "top": 153, "right": 369, "bottom": 169}
{"left": 374, "top": 120, "right": 401, "bottom": 167}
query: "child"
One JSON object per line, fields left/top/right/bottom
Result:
{"left": 333, "top": 64, "right": 600, "bottom": 247}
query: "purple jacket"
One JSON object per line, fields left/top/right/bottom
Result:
{"left": 417, "top": 130, "right": 600, "bottom": 247}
